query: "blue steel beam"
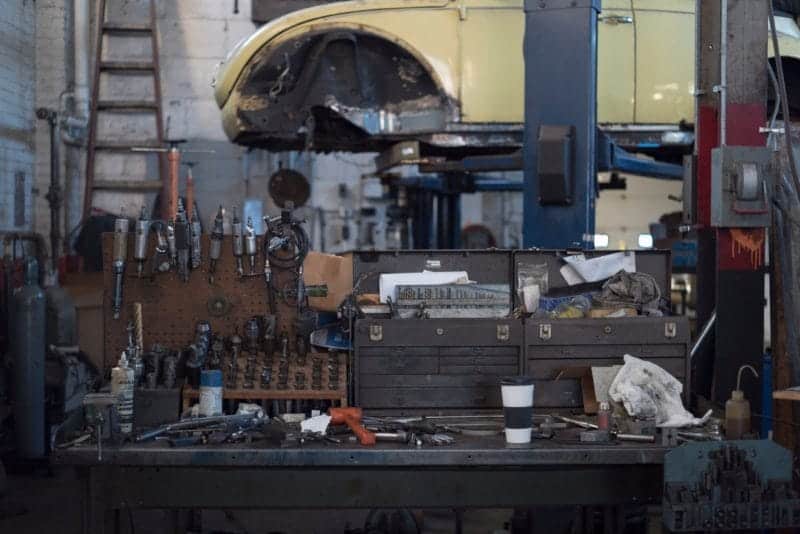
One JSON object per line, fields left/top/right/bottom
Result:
{"left": 522, "top": 0, "right": 600, "bottom": 249}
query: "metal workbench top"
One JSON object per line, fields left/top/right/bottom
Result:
{"left": 52, "top": 434, "right": 669, "bottom": 467}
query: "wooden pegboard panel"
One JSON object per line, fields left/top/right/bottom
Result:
{"left": 102, "top": 233, "right": 307, "bottom": 372}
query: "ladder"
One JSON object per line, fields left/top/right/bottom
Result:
{"left": 83, "top": 0, "right": 166, "bottom": 221}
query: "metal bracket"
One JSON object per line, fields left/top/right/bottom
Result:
{"left": 369, "top": 324, "right": 383, "bottom": 342}
{"left": 665, "top": 322, "right": 677, "bottom": 339}
{"left": 496, "top": 324, "right": 510, "bottom": 342}
{"left": 539, "top": 323, "right": 552, "bottom": 341}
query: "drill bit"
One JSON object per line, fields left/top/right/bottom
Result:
{"left": 190, "top": 210, "right": 202, "bottom": 270}
{"left": 111, "top": 218, "right": 129, "bottom": 320}
{"left": 232, "top": 207, "right": 244, "bottom": 276}
{"left": 208, "top": 206, "right": 224, "bottom": 282}
{"left": 244, "top": 217, "right": 257, "bottom": 275}
{"left": 133, "top": 207, "right": 149, "bottom": 277}
{"left": 166, "top": 218, "right": 176, "bottom": 269}
{"left": 175, "top": 215, "right": 190, "bottom": 283}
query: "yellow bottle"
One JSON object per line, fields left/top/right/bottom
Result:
{"left": 725, "top": 364, "right": 758, "bottom": 440}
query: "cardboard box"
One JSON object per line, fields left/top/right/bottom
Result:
{"left": 302, "top": 252, "right": 353, "bottom": 312}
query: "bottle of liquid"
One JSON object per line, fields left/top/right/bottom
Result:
{"left": 725, "top": 364, "right": 759, "bottom": 439}
{"left": 111, "top": 352, "right": 135, "bottom": 435}
{"left": 597, "top": 401, "right": 611, "bottom": 431}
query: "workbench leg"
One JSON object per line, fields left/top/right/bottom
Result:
{"left": 83, "top": 467, "right": 113, "bottom": 534}
{"left": 169, "top": 509, "right": 195, "bottom": 534}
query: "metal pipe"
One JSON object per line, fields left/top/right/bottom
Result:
{"left": 690, "top": 310, "right": 717, "bottom": 361}
{"left": 73, "top": 0, "right": 90, "bottom": 118}
{"left": 35, "top": 109, "right": 61, "bottom": 270}
{"left": 719, "top": 0, "right": 728, "bottom": 146}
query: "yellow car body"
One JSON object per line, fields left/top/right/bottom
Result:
{"left": 214, "top": 0, "right": 800, "bottom": 154}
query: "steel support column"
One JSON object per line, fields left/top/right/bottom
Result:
{"left": 694, "top": 0, "right": 768, "bottom": 410}
{"left": 522, "top": 0, "right": 599, "bottom": 248}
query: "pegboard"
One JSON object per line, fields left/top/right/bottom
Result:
{"left": 101, "top": 233, "right": 346, "bottom": 402}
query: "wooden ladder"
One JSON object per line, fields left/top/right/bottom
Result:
{"left": 83, "top": 0, "right": 166, "bottom": 220}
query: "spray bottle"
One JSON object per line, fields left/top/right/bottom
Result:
{"left": 111, "top": 351, "right": 135, "bottom": 435}
{"left": 725, "top": 364, "right": 759, "bottom": 440}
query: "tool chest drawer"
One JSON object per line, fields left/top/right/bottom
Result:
{"left": 524, "top": 316, "right": 690, "bottom": 408}
{"left": 354, "top": 319, "right": 523, "bottom": 411}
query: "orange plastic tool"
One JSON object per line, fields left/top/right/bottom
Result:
{"left": 328, "top": 407, "right": 376, "bottom": 446}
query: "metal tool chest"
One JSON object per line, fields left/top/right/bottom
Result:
{"left": 517, "top": 250, "right": 690, "bottom": 408}
{"left": 352, "top": 250, "right": 521, "bottom": 412}
{"left": 352, "top": 249, "right": 689, "bottom": 412}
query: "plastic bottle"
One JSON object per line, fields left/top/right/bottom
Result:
{"left": 725, "top": 364, "right": 758, "bottom": 440}
{"left": 597, "top": 401, "right": 611, "bottom": 431}
{"left": 111, "top": 352, "right": 135, "bottom": 434}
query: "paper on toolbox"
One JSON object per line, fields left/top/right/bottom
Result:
{"left": 379, "top": 271, "right": 469, "bottom": 303}
{"left": 300, "top": 414, "right": 331, "bottom": 434}
{"left": 560, "top": 252, "right": 636, "bottom": 285}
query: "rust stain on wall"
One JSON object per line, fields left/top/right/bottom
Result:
{"left": 729, "top": 228, "right": 765, "bottom": 269}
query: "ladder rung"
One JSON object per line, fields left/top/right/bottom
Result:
{"left": 94, "top": 140, "right": 162, "bottom": 151}
{"left": 103, "top": 23, "right": 152, "bottom": 34}
{"left": 92, "top": 180, "right": 163, "bottom": 191}
{"left": 100, "top": 61, "right": 154, "bottom": 72}
{"left": 97, "top": 100, "right": 158, "bottom": 111}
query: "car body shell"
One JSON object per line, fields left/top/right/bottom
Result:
{"left": 214, "top": 0, "right": 800, "bottom": 153}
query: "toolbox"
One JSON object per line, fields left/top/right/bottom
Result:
{"left": 352, "top": 249, "right": 689, "bottom": 413}
{"left": 352, "top": 250, "right": 522, "bottom": 412}
{"left": 516, "top": 250, "right": 690, "bottom": 409}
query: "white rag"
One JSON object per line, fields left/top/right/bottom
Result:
{"left": 609, "top": 354, "right": 711, "bottom": 427}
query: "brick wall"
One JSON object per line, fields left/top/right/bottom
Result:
{"left": 0, "top": 0, "right": 36, "bottom": 232}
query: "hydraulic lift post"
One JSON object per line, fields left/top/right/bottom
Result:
{"left": 522, "top": 0, "right": 600, "bottom": 248}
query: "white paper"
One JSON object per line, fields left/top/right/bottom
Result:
{"left": 379, "top": 271, "right": 469, "bottom": 303}
{"left": 560, "top": 252, "right": 636, "bottom": 285}
{"left": 522, "top": 284, "right": 540, "bottom": 313}
{"left": 300, "top": 414, "right": 331, "bottom": 434}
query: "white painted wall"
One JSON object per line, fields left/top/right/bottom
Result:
{"left": 0, "top": 0, "right": 36, "bottom": 232}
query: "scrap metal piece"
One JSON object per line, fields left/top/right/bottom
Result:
{"left": 664, "top": 441, "right": 800, "bottom": 531}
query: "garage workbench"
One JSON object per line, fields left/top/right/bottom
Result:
{"left": 53, "top": 433, "right": 667, "bottom": 534}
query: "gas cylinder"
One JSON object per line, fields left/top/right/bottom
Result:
{"left": 11, "top": 257, "right": 46, "bottom": 458}
{"left": 44, "top": 271, "right": 76, "bottom": 348}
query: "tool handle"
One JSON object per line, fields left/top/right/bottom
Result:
{"left": 348, "top": 419, "right": 376, "bottom": 446}
{"left": 133, "top": 302, "right": 143, "bottom": 348}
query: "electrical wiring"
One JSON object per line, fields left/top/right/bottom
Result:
{"left": 768, "top": 0, "right": 800, "bottom": 201}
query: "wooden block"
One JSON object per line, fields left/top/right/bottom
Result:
{"left": 588, "top": 307, "right": 638, "bottom": 318}
{"left": 773, "top": 388, "right": 800, "bottom": 401}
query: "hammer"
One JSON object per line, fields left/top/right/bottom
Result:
{"left": 328, "top": 407, "right": 376, "bottom": 446}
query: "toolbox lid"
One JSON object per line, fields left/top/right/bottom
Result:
{"left": 352, "top": 249, "right": 513, "bottom": 295}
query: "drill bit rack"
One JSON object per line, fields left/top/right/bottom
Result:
{"left": 102, "top": 231, "right": 348, "bottom": 407}
{"left": 180, "top": 350, "right": 347, "bottom": 411}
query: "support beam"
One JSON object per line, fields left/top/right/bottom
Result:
{"left": 522, "top": 0, "right": 599, "bottom": 248}
{"left": 694, "top": 0, "right": 768, "bottom": 412}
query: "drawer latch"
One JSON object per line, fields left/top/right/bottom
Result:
{"left": 539, "top": 323, "right": 552, "bottom": 341}
{"left": 497, "top": 324, "right": 510, "bottom": 341}
{"left": 369, "top": 324, "right": 383, "bottom": 342}
{"left": 664, "top": 322, "right": 677, "bottom": 339}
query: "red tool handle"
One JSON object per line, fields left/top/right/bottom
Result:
{"left": 348, "top": 419, "right": 376, "bottom": 446}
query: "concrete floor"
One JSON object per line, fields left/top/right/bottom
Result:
{"left": 0, "top": 465, "right": 514, "bottom": 534}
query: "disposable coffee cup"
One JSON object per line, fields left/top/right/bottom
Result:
{"left": 501, "top": 376, "right": 534, "bottom": 444}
